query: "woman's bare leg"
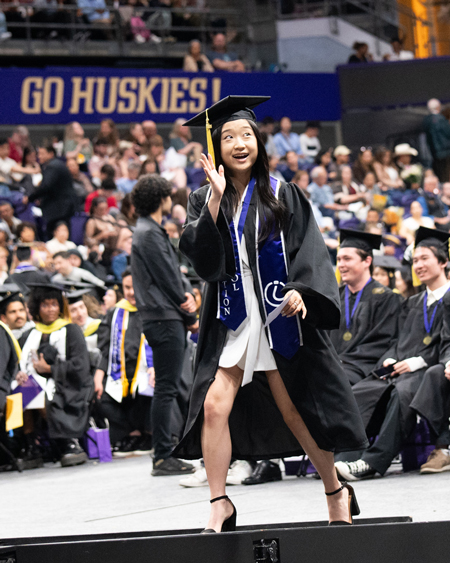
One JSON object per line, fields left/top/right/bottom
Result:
{"left": 202, "top": 365, "right": 244, "bottom": 531}
{"left": 266, "top": 369, "right": 351, "bottom": 523}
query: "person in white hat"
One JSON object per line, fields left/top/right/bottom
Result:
{"left": 393, "top": 143, "right": 418, "bottom": 174}
{"left": 330, "top": 145, "right": 352, "bottom": 183}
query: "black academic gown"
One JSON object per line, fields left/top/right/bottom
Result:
{"left": 174, "top": 182, "right": 368, "bottom": 461}
{"left": 352, "top": 290, "right": 448, "bottom": 438}
{"left": 410, "top": 292, "right": 450, "bottom": 442}
{"left": 330, "top": 280, "right": 403, "bottom": 384}
{"left": 0, "top": 326, "right": 18, "bottom": 412}
{"left": 19, "top": 324, "right": 92, "bottom": 439}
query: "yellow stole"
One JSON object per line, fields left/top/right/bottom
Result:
{"left": 0, "top": 320, "right": 22, "bottom": 362}
{"left": 84, "top": 319, "right": 102, "bottom": 337}
{"left": 35, "top": 318, "right": 70, "bottom": 334}
{"left": 114, "top": 300, "right": 144, "bottom": 397}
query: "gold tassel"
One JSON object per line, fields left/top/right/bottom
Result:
{"left": 335, "top": 237, "right": 341, "bottom": 284}
{"left": 206, "top": 109, "right": 215, "bottom": 167}
{"left": 412, "top": 243, "right": 421, "bottom": 286}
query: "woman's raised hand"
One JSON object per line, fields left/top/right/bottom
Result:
{"left": 200, "top": 153, "right": 225, "bottom": 199}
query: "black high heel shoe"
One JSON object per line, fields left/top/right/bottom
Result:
{"left": 327, "top": 483, "right": 360, "bottom": 526}
{"left": 201, "top": 495, "right": 237, "bottom": 533}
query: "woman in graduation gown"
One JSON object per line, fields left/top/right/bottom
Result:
{"left": 174, "top": 96, "right": 367, "bottom": 530}
{"left": 17, "top": 283, "right": 92, "bottom": 466}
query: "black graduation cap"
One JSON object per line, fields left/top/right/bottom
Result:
{"left": 0, "top": 283, "right": 24, "bottom": 304}
{"left": 105, "top": 279, "right": 122, "bottom": 291}
{"left": 340, "top": 229, "right": 382, "bottom": 253}
{"left": 373, "top": 255, "right": 402, "bottom": 274}
{"left": 184, "top": 95, "right": 271, "bottom": 132}
{"left": 66, "top": 288, "right": 94, "bottom": 305}
{"left": 26, "top": 282, "right": 65, "bottom": 292}
{"left": 415, "top": 226, "right": 450, "bottom": 258}
{"left": 184, "top": 95, "right": 270, "bottom": 166}
{"left": 58, "top": 280, "right": 96, "bottom": 290}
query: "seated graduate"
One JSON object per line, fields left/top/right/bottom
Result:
{"left": 13, "top": 282, "right": 92, "bottom": 468}
{"left": 335, "top": 227, "right": 450, "bottom": 481}
{"left": 94, "top": 268, "right": 153, "bottom": 457}
{"left": 0, "top": 283, "right": 34, "bottom": 340}
{"left": 0, "top": 285, "right": 22, "bottom": 423}
{"left": 66, "top": 283, "right": 103, "bottom": 374}
{"left": 330, "top": 229, "right": 403, "bottom": 385}
{"left": 0, "top": 286, "right": 23, "bottom": 470}
{"left": 410, "top": 291, "right": 450, "bottom": 474}
{"left": 372, "top": 255, "right": 402, "bottom": 291}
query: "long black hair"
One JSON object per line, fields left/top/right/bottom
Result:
{"left": 211, "top": 120, "right": 286, "bottom": 242}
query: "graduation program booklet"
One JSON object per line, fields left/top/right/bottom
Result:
{"left": 264, "top": 295, "right": 292, "bottom": 328}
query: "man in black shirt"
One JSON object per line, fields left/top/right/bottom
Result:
{"left": 29, "top": 145, "right": 78, "bottom": 239}
{"left": 131, "top": 175, "right": 197, "bottom": 476}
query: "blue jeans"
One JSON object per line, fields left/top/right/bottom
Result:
{"left": 143, "top": 319, "right": 186, "bottom": 461}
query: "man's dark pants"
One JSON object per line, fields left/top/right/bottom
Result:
{"left": 143, "top": 319, "right": 186, "bottom": 461}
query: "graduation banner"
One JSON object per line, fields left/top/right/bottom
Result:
{"left": 0, "top": 67, "right": 341, "bottom": 125}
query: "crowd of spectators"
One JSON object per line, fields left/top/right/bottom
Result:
{"left": 1, "top": 97, "right": 450, "bottom": 477}
{"left": 0, "top": 0, "right": 244, "bottom": 54}
{"left": 348, "top": 37, "right": 415, "bottom": 65}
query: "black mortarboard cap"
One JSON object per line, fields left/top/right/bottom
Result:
{"left": 66, "top": 288, "right": 93, "bottom": 304}
{"left": 415, "top": 226, "right": 450, "bottom": 258}
{"left": 0, "top": 283, "right": 24, "bottom": 304}
{"left": 373, "top": 255, "right": 402, "bottom": 273}
{"left": 340, "top": 229, "right": 382, "bottom": 253}
{"left": 184, "top": 95, "right": 271, "bottom": 132}
{"left": 105, "top": 279, "right": 123, "bottom": 293}
{"left": 58, "top": 280, "right": 95, "bottom": 290}
{"left": 26, "top": 282, "right": 65, "bottom": 291}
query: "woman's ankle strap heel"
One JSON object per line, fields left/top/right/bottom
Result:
{"left": 325, "top": 485, "right": 344, "bottom": 497}
{"left": 210, "top": 495, "right": 229, "bottom": 504}
{"left": 201, "top": 496, "right": 237, "bottom": 534}
{"left": 327, "top": 482, "right": 360, "bottom": 526}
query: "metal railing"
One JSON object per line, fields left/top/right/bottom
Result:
{"left": 0, "top": 3, "right": 246, "bottom": 58}
{"left": 275, "top": 0, "right": 447, "bottom": 57}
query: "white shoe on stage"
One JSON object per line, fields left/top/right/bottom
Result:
{"left": 179, "top": 466, "right": 208, "bottom": 487}
{"left": 226, "top": 460, "right": 253, "bottom": 485}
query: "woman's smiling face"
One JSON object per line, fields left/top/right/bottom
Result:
{"left": 220, "top": 119, "right": 258, "bottom": 175}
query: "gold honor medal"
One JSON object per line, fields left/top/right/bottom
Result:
{"left": 343, "top": 331, "right": 353, "bottom": 341}
{"left": 423, "top": 335, "right": 432, "bottom": 345}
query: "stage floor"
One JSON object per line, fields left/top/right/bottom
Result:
{"left": 1, "top": 456, "right": 449, "bottom": 539}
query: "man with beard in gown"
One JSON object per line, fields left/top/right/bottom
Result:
{"left": 335, "top": 227, "right": 450, "bottom": 480}
{"left": 0, "top": 285, "right": 22, "bottom": 469}
{"left": 330, "top": 229, "right": 403, "bottom": 385}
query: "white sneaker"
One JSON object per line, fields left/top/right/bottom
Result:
{"left": 179, "top": 466, "right": 208, "bottom": 487}
{"left": 335, "top": 459, "right": 376, "bottom": 481}
{"left": 226, "top": 460, "right": 253, "bottom": 485}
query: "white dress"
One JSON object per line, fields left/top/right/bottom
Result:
{"left": 218, "top": 188, "right": 277, "bottom": 387}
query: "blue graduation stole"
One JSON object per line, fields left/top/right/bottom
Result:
{"left": 218, "top": 178, "right": 256, "bottom": 330}
{"left": 218, "top": 176, "right": 301, "bottom": 359}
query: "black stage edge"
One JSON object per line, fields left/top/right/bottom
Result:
{"left": 3, "top": 517, "right": 450, "bottom": 563}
